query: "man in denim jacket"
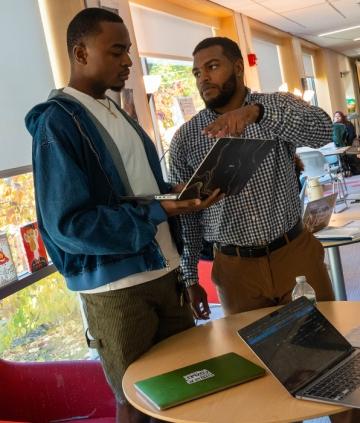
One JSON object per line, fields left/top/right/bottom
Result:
{"left": 25, "top": 8, "right": 219, "bottom": 423}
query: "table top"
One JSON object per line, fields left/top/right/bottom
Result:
{"left": 320, "top": 203, "right": 360, "bottom": 248}
{"left": 319, "top": 146, "right": 350, "bottom": 156}
{"left": 123, "top": 302, "right": 360, "bottom": 423}
{"left": 296, "top": 144, "right": 350, "bottom": 157}
{"left": 345, "top": 146, "right": 360, "bottom": 155}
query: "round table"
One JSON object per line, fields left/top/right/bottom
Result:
{"left": 321, "top": 203, "right": 360, "bottom": 300}
{"left": 123, "top": 302, "right": 359, "bottom": 423}
{"left": 322, "top": 237, "right": 360, "bottom": 300}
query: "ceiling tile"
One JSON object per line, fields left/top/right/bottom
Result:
{"left": 212, "top": 0, "right": 360, "bottom": 56}
{"left": 256, "top": 0, "right": 325, "bottom": 14}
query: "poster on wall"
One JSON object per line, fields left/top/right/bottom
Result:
{"left": 0, "top": 232, "right": 17, "bottom": 287}
{"left": 20, "top": 222, "right": 48, "bottom": 273}
{"left": 172, "top": 96, "right": 197, "bottom": 126}
{"left": 121, "top": 88, "right": 138, "bottom": 121}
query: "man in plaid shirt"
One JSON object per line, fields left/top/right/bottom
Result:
{"left": 169, "top": 37, "right": 335, "bottom": 320}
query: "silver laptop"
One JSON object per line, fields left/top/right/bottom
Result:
{"left": 239, "top": 297, "right": 360, "bottom": 409}
{"left": 302, "top": 193, "right": 337, "bottom": 233}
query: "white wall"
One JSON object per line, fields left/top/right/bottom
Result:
{"left": 1, "top": 0, "right": 54, "bottom": 171}
{"left": 130, "top": 4, "right": 213, "bottom": 59}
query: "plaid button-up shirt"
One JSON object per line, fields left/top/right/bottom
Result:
{"left": 168, "top": 90, "right": 332, "bottom": 286}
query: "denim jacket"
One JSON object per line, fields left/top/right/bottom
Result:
{"left": 25, "top": 90, "right": 178, "bottom": 291}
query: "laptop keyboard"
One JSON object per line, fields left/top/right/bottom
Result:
{"left": 304, "top": 352, "right": 360, "bottom": 401}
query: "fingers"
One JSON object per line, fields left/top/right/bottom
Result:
{"left": 203, "top": 107, "right": 254, "bottom": 137}
{"left": 202, "top": 188, "right": 224, "bottom": 207}
{"left": 191, "top": 300, "right": 210, "bottom": 320}
{"left": 161, "top": 190, "right": 223, "bottom": 216}
{"left": 187, "top": 285, "right": 211, "bottom": 320}
{"left": 203, "top": 120, "right": 228, "bottom": 138}
{"left": 172, "top": 183, "right": 186, "bottom": 193}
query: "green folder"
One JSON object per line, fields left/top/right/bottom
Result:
{"left": 134, "top": 352, "right": 265, "bottom": 410}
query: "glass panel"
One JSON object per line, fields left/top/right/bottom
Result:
{"left": 252, "top": 39, "right": 283, "bottom": 93}
{"left": 301, "top": 77, "right": 318, "bottom": 107}
{"left": 0, "top": 173, "right": 88, "bottom": 361}
{"left": 145, "top": 57, "right": 204, "bottom": 169}
{"left": 0, "top": 273, "right": 89, "bottom": 361}
{"left": 0, "top": 172, "right": 37, "bottom": 274}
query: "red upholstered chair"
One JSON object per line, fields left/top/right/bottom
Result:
{"left": 0, "top": 359, "right": 116, "bottom": 423}
{"left": 198, "top": 260, "right": 219, "bottom": 304}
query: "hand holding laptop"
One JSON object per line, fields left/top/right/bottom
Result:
{"left": 160, "top": 188, "right": 223, "bottom": 217}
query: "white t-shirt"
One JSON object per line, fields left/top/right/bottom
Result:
{"left": 63, "top": 87, "right": 180, "bottom": 292}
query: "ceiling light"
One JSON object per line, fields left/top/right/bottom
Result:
{"left": 318, "top": 25, "right": 360, "bottom": 37}
{"left": 354, "top": 38, "right": 360, "bottom": 41}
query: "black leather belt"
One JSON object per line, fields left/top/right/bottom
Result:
{"left": 214, "top": 220, "right": 303, "bottom": 258}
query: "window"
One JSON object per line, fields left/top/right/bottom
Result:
{"left": 302, "top": 54, "right": 318, "bottom": 106}
{"left": 0, "top": 172, "right": 88, "bottom": 361}
{"left": 252, "top": 39, "right": 283, "bottom": 93}
{"left": 144, "top": 57, "right": 204, "bottom": 170}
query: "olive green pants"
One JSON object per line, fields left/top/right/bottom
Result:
{"left": 81, "top": 270, "right": 194, "bottom": 402}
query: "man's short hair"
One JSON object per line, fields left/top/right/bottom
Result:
{"left": 67, "top": 8, "right": 123, "bottom": 56}
{"left": 192, "top": 37, "right": 243, "bottom": 62}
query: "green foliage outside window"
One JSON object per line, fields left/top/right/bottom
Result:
{"left": 0, "top": 173, "right": 88, "bottom": 361}
{"left": 0, "top": 272, "right": 87, "bottom": 360}
{"left": 148, "top": 62, "right": 203, "bottom": 130}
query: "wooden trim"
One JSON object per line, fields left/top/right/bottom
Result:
{"left": 140, "top": 51, "right": 193, "bottom": 61}
{"left": 301, "top": 42, "right": 320, "bottom": 52}
{"left": 0, "top": 165, "right": 33, "bottom": 179}
{"left": 0, "top": 264, "right": 57, "bottom": 300}
{"left": 130, "top": 0, "right": 227, "bottom": 27}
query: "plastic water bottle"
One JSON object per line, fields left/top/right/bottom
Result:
{"left": 291, "top": 275, "right": 317, "bottom": 305}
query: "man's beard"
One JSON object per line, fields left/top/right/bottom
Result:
{"left": 110, "top": 85, "right": 123, "bottom": 92}
{"left": 203, "top": 72, "right": 237, "bottom": 110}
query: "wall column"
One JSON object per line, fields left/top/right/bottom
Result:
{"left": 233, "top": 14, "right": 261, "bottom": 91}
{"left": 38, "top": 0, "right": 84, "bottom": 88}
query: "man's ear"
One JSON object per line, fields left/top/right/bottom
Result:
{"left": 73, "top": 43, "right": 88, "bottom": 65}
{"left": 234, "top": 58, "right": 244, "bottom": 77}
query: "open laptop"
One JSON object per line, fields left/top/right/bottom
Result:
{"left": 302, "top": 193, "right": 337, "bottom": 233}
{"left": 120, "top": 137, "right": 276, "bottom": 202}
{"left": 239, "top": 297, "right": 360, "bottom": 409}
{"left": 134, "top": 352, "right": 265, "bottom": 410}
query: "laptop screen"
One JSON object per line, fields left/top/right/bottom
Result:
{"left": 239, "top": 297, "right": 352, "bottom": 394}
{"left": 302, "top": 193, "right": 337, "bottom": 233}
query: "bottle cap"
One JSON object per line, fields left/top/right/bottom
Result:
{"left": 296, "top": 275, "right": 306, "bottom": 283}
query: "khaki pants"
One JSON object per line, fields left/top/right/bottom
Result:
{"left": 212, "top": 229, "right": 334, "bottom": 316}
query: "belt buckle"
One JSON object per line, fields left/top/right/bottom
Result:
{"left": 247, "top": 245, "right": 268, "bottom": 257}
